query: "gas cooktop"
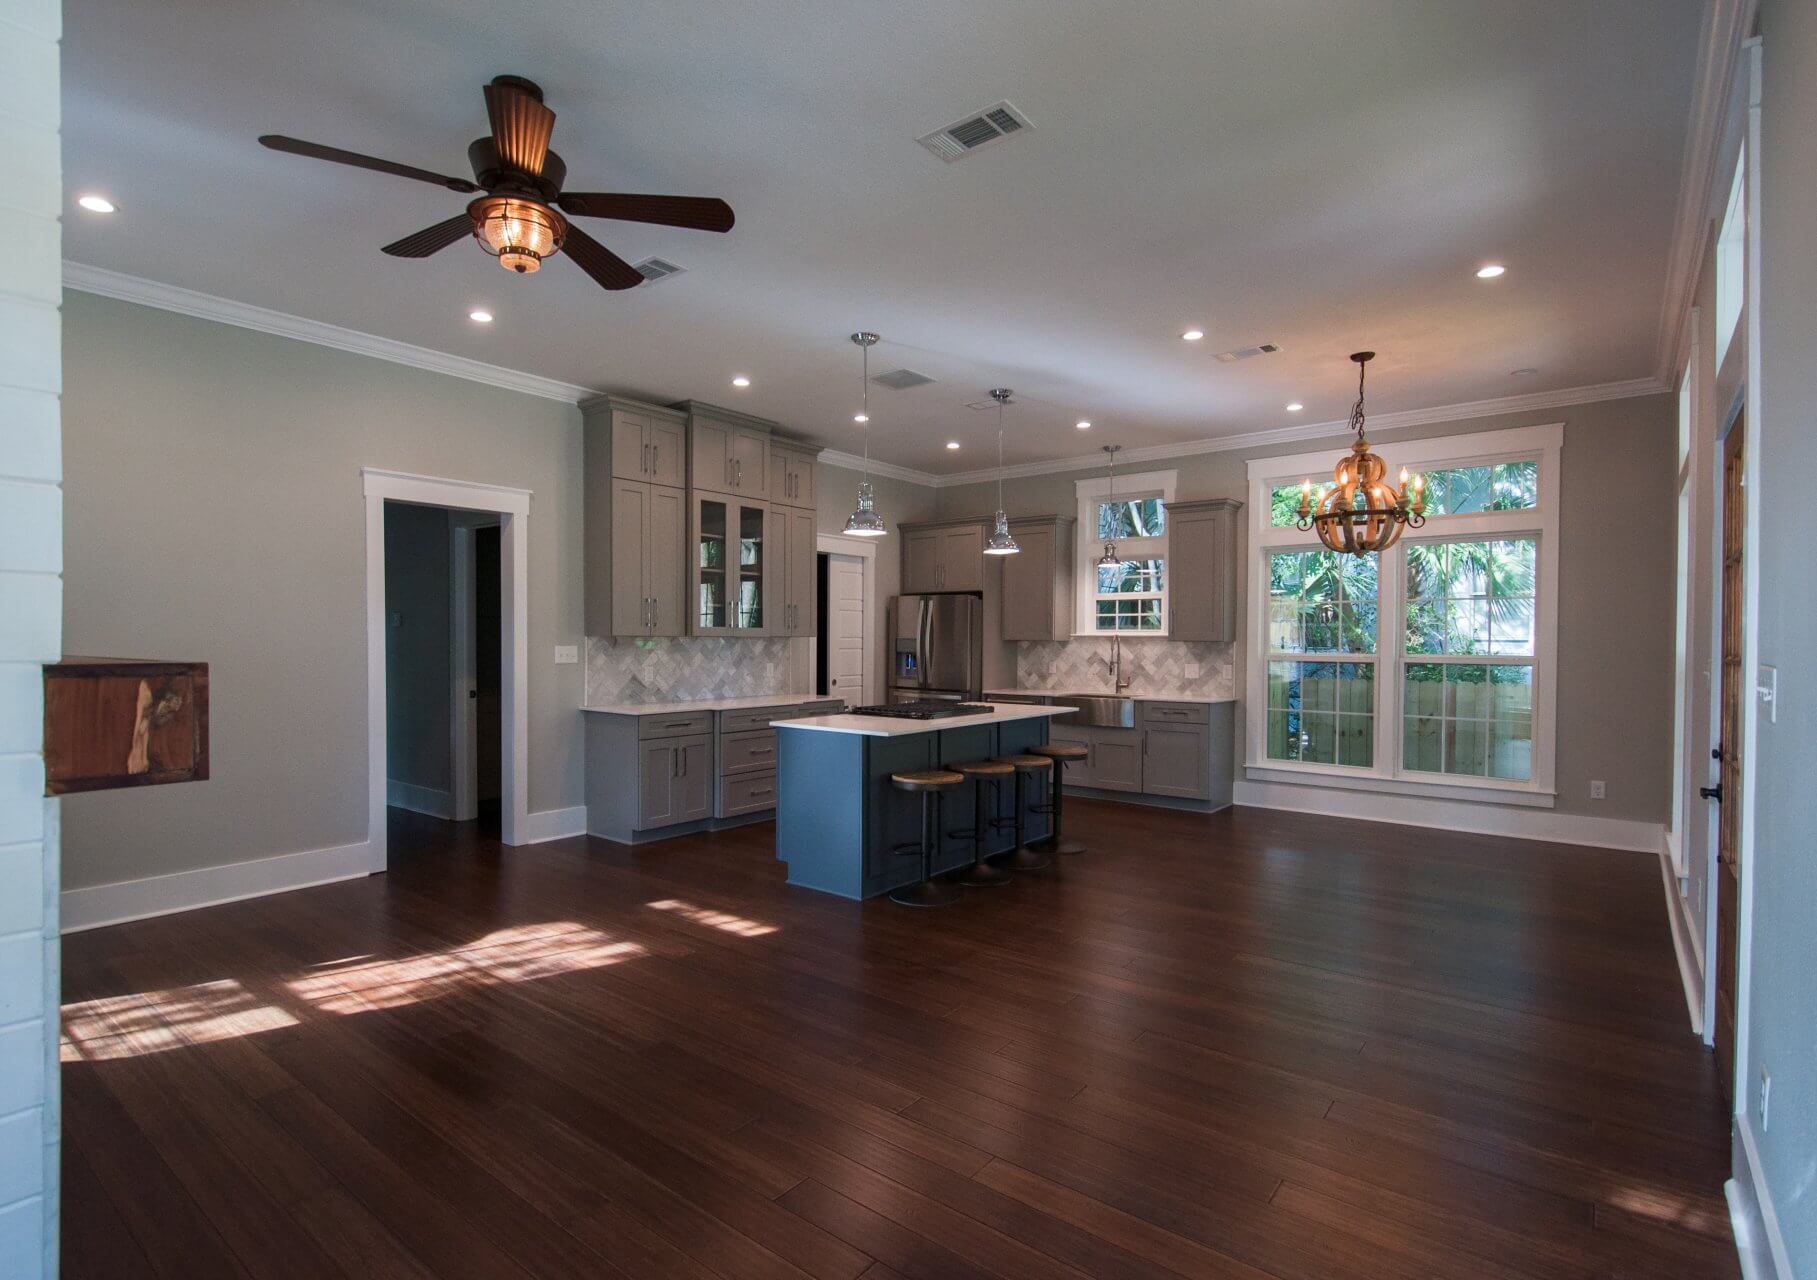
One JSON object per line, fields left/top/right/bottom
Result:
{"left": 849, "top": 702, "right": 995, "bottom": 720}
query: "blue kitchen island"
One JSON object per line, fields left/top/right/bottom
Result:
{"left": 774, "top": 702, "right": 1078, "bottom": 899}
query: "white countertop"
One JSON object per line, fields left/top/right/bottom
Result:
{"left": 777, "top": 701, "right": 1080, "bottom": 738}
{"left": 581, "top": 693, "right": 831, "bottom": 716}
{"left": 985, "top": 689, "right": 1236, "bottom": 704}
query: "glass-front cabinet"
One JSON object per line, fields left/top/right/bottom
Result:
{"left": 693, "top": 493, "right": 768, "bottom": 634}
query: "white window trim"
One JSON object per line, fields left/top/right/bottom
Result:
{"left": 1074, "top": 468, "right": 1177, "bottom": 636}
{"left": 1243, "top": 423, "right": 1563, "bottom": 805}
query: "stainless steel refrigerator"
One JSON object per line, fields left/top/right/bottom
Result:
{"left": 889, "top": 593, "right": 983, "bottom": 703}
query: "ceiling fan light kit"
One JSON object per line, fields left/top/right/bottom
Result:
{"left": 259, "top": 75, "right": 734, "bottom": 292}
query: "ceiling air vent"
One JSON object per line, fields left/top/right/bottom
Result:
{"left": 633, "top": 257, "right": 685, "bottom": 284}
{"left": 871, "top": 368, "right": 935, "bottom": 390}
{"left": 916, "top": 101, "right": 1033, "bottom": 162}
{"left": 1212, "top": 342, "right": 1281, "bottom": 364}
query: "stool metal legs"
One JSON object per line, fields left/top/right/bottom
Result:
{"left": 956, "top": 776, "right": 1011, "bottom": 887}
{"left": 889, "top": 789, "right": 961, "bottom": 907}
{"left": 1038, "top": 760, "right": 1085, "bottom": 856}
{"left": 1002, "top": 768, "right": 1050, "bottom": 870}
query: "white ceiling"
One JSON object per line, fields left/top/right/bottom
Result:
{"left": 62, "top": 0, "right": 1706, "bottom": 473}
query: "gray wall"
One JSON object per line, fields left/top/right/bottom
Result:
{"left": 59, "top": 291, "right": 586, "bottom": 892}
{"left": 936, "top": 394, "right": 1678, "bottom": 823}
{"left": 0, "top": 1, "right": 62, "bottom": 1272}
{"left": 383, "top": 502, "right": 452, "bottom": 794}
{"left": 1748, "top": 3, "right": 1817, "bottom": 1271}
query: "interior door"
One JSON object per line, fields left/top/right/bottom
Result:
{"left": 825, "top": 552, "right": 866, "bottom": 704}
{"left": 475, "top": 526, "right": 502, "bottom": 808}
{"left": 1712, "top": 414, "right": 1746, "bottom": 1100}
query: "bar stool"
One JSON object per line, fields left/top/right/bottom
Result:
{"left": 1029, "top": 742, "right": 1088, "bottom": 855}
{"left": 945, "top": 759, "right": 1015, "bottom": 886}
{"left": 993, "top": 755, "right": 1054, "bottom": 870}
{"left": 888, "top": 769, "right": 966, "bottom": 907}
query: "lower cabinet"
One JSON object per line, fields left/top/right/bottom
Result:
{"left": 1141, "top": 724, "right": 1210, "bottom": 800}
{"left": 639, "top": 734, "right": 713, "bottom": 827}
{"left": 1088, "top": 729, "right": 1143, "bottom": 792}
{"left": 1051, "top": 701, "right": 1233, "bottom": 807}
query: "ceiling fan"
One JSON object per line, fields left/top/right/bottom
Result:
{"left": 258, "top": 75, "right": 734, "bottom": 291}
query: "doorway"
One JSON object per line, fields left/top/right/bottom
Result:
{"left": 820, "top": 549, "right": 869, "bottom": 704}
{"left": 1711, "top": 411, "right": 1746, "bottom": 1100}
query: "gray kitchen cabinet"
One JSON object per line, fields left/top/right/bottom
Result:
{"left": 770, "top": 441, "right": 818, "bottom": 509}
{"left": 768, "top": 505, "right": 817, "bottom": 636}
{"left": 677, "top": 401, "right": 772, "bottom": 498}
{"left": 1089, "top": 727, "right": 1143, "bottom": 792}
{"left": 584, "top": 396, "right": 688, "bottom": 638}
{"left": 899, "top": 521, "right": 986, "bottom": 593}
{"left": 1165, "top": 498, "right": 1243, "bottom": 642}
{"left": 1141, "top": 723, "right": 1211, "bottom": 800}
{"left": 1001, "top": 517, "right": 1075, "bottom": 641}
{"left": 605, "top": 399, "right": 686, "bottom": 487}
{"left": 639, "top": 733, "right": 712, "bottom": 827}
{"left": 692, "top": 492, "right": 771, "bottom": 635}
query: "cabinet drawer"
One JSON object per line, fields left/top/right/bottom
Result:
{"left": 638, "top": 710, "right": 715, "bottom": 739}
{"left": 720, "top": 705, "right": 797, "bottom": 733}
{"left": 1142, "top": 701, "right": 1210, "bottom": 725}
{"left": 719, "top": 770, "right": 778, "bottom": 817}
{"left": 720, "top": 728, "right": 778, "bottom": 773}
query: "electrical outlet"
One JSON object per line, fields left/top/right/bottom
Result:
{"left": 553, "top": 645, "right": 578, "bottom": 665}
{"left": 1590, "top": 780, "right": 1606, "bottom": 800}
{"left": 1760, "top": 1070, "right": 1771, "bottom": 1132}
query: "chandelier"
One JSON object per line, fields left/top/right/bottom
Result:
{"left": 842, "top": 332, "right": 886, "bottom": 537}
{"left": 1296, "top": 351, "right": 1425, "bottom": 556}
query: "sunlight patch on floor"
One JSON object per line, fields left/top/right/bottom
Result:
{"left": 646, "top": 898, "right": 778, "bottom": 937}
{"left": 1606, "top": 1184, "right": 1731, "bottom": 1237}
{"left": 285, "top": 922, "right": 645, "bottom": 1015}
{"left": 61, "top": 979, "right": 299, "bottom": 1062}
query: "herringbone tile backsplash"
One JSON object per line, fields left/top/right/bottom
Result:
{"left": 586, "top": 636, "right": 796, "bottom": 704}
{"left": 1015, "top": 639, "right": 1236, "bottom": 699}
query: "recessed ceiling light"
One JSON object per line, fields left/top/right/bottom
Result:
{"left": 76, "top": 194, "right": 117, "bottom": 214}
{"left": 1285, "top": 402, "right": 1304, "bottom": 412}
{"left": 945, "top": 440, "right": 961, "bottom": 450}
{"left": 731, "top": 375, "right": 751, "bottom": 388}
{"left": 1181, "top": 329, "right": 1204, "bottom": 342}
{"left": 468, "top": 309, "right": 494, "bottom": 324}
{"left": 1510, "top": 367, "right": 1537, "bottom": 377}
{"left": 853, "top": 412, "right": 868, "bottom": 423}
{"left": 1475, "top": 264, "right": 1506, "bottom": 279}
{"left": 1075, "top": 420, "right": 1092, "bottom": 430}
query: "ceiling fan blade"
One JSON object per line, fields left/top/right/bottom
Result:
{"left": 484, "top": 80, "right": 556, "bottom": 177}
{"left": 258, "top": 135, "right": 479, "bottom": 193}
{"left": 381, "top": 214, "right": 474, "bottom": 258}
{"left": 557, "top": 193, "right": 735, "bottom": 233}
{"left": 561, "top": 225, "right": 646, "bottom": 290}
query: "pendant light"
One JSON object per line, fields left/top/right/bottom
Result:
{"left": 842, "top": 332, "right": 887, "bottom": 537}
{"left": 1295, "top": 351, "right": 1426, "bottom": 556}
{"left": 982, "top": 387, "right": 1019, "bottom": 555}
{"left": 1096, "top": 445, "right": 1124, "bottom": 569}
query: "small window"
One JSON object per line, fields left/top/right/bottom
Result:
{"left": 1268, "top": 461, "right": 1536, "bottom": 525}
{"left": 1075, "top": 470, "right": 1175, "bottom": 634}
{"left": 1098, "top": 496, "right": 1166, "bottom": 540}
{"left": 1715, "top": 143, "right": 1746, "bottom": 371}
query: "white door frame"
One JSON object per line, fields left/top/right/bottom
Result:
{"left": 365, "top": 468, "right": 531, "bottom": 862}
{"left": 818, "top": 533, "right": 877, "bottom": 706}
{"left": 448, "top": 511, "right": 502, "bottom": 824}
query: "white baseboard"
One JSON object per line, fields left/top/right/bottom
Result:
{"left": 1232, "top": 779, "right": 1667, "bottom": 854}
{"left": 387, "top": 779, "right": 454, "bottom": 819}
{"left": 1729, "top": 1114, "right": 1794, "bottom": 1280}
{"left": 1659, "top": 851, "right": 1707, "bottom": 1036}
{"left": 61, "top": 839, "right": 380, "bottom": 933}
{"left": 522, "top": 805, "right": 588, "bottom": 844}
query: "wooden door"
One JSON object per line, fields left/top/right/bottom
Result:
{"left": 1713, "top": 415, "right": 1745, "bottom": 1099}
{"left": 903, "top": 531, "right": 941, "bottom": 593}
{"left": 647, "top": 485, "right": 687, "bottom": 637}
{"left": 1142, "top": 725, "right": 1209, "bottom": 800}
{"left": 941, "top": 526, "right": 984, "bottom": 592}
{"left": 645, "top": 418, "right": 685, "bottom": 488}
{"left": 610, "top": 481, "right": 649, "bottom": 636}
{"left": 825, "top": 552, "right": 866, "bottom": 704}
{"left": 475, "top": 526, "right": 502, "bottom": 806}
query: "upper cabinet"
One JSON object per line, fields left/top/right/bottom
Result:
{"left": 676, "top": 401, "right": 771, "bottom": 499}
{"left": 770, "top": 441, "right": 818, "bottom": 510}
{"left": 1001, "top": 517, "right": 1075, "bottom": 641}
{"left": 1165, "top": 498, "right": 1243, "bottom": 642}
{"left": 583, "top": 396, "right": 689, "bottom": 638}
{"left": 769, "top": 504, "right": 817, "bottom": 636}
{"left": 692, "top": 492, "right": 770, "bottom": 635}
{"left": 900, "top": 521, "right": 985, "bottom": 593}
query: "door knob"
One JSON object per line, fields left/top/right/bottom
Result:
{"left": 1700, "top": 784, "right": 1722, "bottom": 803}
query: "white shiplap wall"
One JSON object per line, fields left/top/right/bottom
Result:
{"left": 0, "top": 0, "right": 62, "bottom": 1274}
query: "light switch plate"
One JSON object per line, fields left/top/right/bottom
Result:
{"left": 554, "top": 645, "right": 579, "bottom": 665}
{"left": 1758, "top": 664, "right": 1777, "bottom": 723}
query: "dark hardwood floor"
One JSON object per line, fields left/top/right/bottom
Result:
{"left": 60, "top": 801, "right": 1739, "bottom": 1279}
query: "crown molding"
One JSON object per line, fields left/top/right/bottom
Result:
{"left": 815, "top": 448, "right": 942, "bottom": 487}
{"left": 929, "top": 375, "right": 1666, "bottom": 488}
{"left": 63, "top": 261, "right": 598, "bottom": 404}
{"left": 1654, "top": 0, "right": 1757, "bottom": 384}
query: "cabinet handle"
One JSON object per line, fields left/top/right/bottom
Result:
{"left": 751, "top": 746, "right": 773, "bottom": 756}
{"left": 671, "top": 748, "right": 679, "bottom": 778}
{"left": 652, "top": 443, "right": 660, "bottom": 474}
{"left": 736, "top": 459, "right": 743, "bottom": 486}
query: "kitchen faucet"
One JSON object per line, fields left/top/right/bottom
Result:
{"left": 1110, "top": 634, "right": 1132, "bottom": 693}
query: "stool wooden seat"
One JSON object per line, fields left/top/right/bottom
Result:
{"left": 1028, "top": 744, "right": 1086, "bottom": 855}
{"left": 944, "top": 759, "right": 1014, "bottom": 886}
{"left": 993, "top": 756, "right": 1053, "bottom": 870}
{"left": 888, "top": 771, "right": 964, "bottom": 907}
